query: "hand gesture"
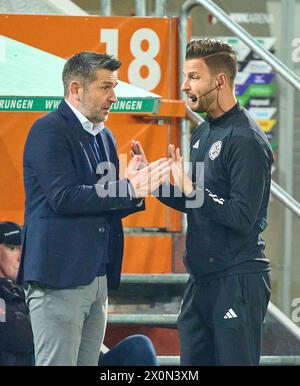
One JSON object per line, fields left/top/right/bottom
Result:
{"left": 130, "top": 140, "right": 148, "bottom": 169}
{"left": 125, "top": 156, "right": 171, "bottom": 198}
{"left": 168, "top": 144, "right": 193, "bottom": 196}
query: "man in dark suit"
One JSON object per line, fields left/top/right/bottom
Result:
{"left": 18, "top": 52, "right": 170, "bottom": 366}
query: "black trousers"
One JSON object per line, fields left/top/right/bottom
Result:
{"left": 177, "top": 271, "right": 271, "bottom": 366}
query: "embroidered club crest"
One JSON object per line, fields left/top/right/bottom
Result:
{"left": 209, "top": 141, "right": 222, "bottom": 160}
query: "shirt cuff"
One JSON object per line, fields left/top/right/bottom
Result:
{"left": 127, "top": 179, "right": 144, "bottom": 207}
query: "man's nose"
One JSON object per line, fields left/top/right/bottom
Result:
{"left": 181, "top": 78, "right": 190, "bottom": 92}
{"left": 109, "top": 89, "right": 118, "bottom": 103}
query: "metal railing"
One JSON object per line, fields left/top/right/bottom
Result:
{"left": 157, "top": 355, "right": 300, "bottom": 366}
{"left": 116, "top": 274, "right": 300, "bottom": 340}
{"left": 268, "top": 301, "right": 300, "bottom": 341}
{"left": 100, "top": 0, "right": 168, "bottom": 17}
{"left": 135, "top": 0, "right": 147, "bottom": 16}
{"left": 108, "top": 313, "right": 178, "bottom": 326}
{"left": 100, "top": 0, "right": 111, "bottom": 16}
{"left": 271, "top": 181, "right": 300, "bottom": 219}
{"left": 179, "top": 0, "right": 300, "bottom": 92}
{"left": 155, "top": 0, "right": 167, "bottom": 16}
{"left": 100, "top": 0, "right": 147, "bottom": 16}
{"left": 120, "top": 273, "right": 189, "bottom": 284}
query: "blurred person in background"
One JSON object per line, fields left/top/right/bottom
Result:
{"left": 0, "top": 221, "right": 34, "bottom": 366}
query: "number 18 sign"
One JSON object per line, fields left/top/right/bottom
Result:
{"left": 98, "top": 17, "right": 172, "bottom": 98}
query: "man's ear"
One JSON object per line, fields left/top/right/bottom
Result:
{"left": 216, "top": 73, "right": 227, "bottom": 90}
{"left": 69, "top": 80, "right": 82, "bottom": 100}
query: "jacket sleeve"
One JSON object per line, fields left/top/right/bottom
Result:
{"left": 189, "top": 134, "right": 272, "bottom": 234}
{"left": 156, "top": 182, "right": 188, "bottom": 213}
{"left": 24, "top": 122, "right": 139, "bottom": 215}
{"left": 118, "top": 198, "right": 146, "bottom": 219}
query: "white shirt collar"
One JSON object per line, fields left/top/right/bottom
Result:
{"left": 65, "top": 99, "right": 104, "bottom": 136}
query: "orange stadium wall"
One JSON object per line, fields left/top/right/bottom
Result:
{"left": 0, "top": 14, "right": 183, "bottom": 273}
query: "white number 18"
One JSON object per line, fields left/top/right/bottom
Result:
{"left": 100, "top": 28, "right": 161, "bottom": 91}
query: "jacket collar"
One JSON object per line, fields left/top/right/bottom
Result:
{"left": 58, "top": 99, "right": 84, "bottom": 131}
{"left": 206, "top": 102, "right": 243, "bottom": 127}
{"left": 64, "top": 99, "right": 105, "bottom": 136}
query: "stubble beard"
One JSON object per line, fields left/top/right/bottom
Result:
{"left": 196, "top": 94, "right": 215, "bottom": 114}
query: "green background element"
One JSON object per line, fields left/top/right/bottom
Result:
{"left": 0, "top": 96, "right": 159, "bottom": 113}
{"left": 237, "top": 83, "right": 276, "bottom": 106}
{"left": 0, "top": 35, "right": 160, "bottom": 113}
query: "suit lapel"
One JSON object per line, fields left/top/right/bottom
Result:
{"left": 58, "top": 100, "right": 99, "bottom": 172}
{"left": 99, "top": 130, "right": 110, "bottom": 162}
{"left": 58, "top": 101, "right": 120, "bottom": 176}
{"left": 102, "top": 128, "right": 119, "bottom": 176}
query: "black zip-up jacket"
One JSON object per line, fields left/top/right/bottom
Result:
{"left": 0, "top": 278, "right": 34, "bottom": 365}
{"left": 159, "top": 102, "right": 273, "bottom": 278}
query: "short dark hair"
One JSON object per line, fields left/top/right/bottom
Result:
{"left": 62, "top": 51, "right": 121, "bottom": 97}
{"left": 186, "top": 38, "right": 238, "bottom": 85}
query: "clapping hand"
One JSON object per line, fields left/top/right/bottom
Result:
{"left": 130, "top": 140, "right": 148, "bottom": 169}
{"left": 125, "top": 155, "right": 171, "bottom": 198}
{"left": 168, "top": 144, "right": 193, "bottom": 196}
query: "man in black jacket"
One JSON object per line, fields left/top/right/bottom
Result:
{"left": 131, "top": 38, "right": 273, "bottom": 365}
{"left": 0, "top": 222, "right": 34, "bottom": 366}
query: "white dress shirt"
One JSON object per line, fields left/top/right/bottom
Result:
{"left": 65, "top": 99, "right": 104, "bottom": 136}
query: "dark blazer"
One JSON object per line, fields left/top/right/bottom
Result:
{"left": 17, "top": 100, "right": 144, "bottom": 290}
